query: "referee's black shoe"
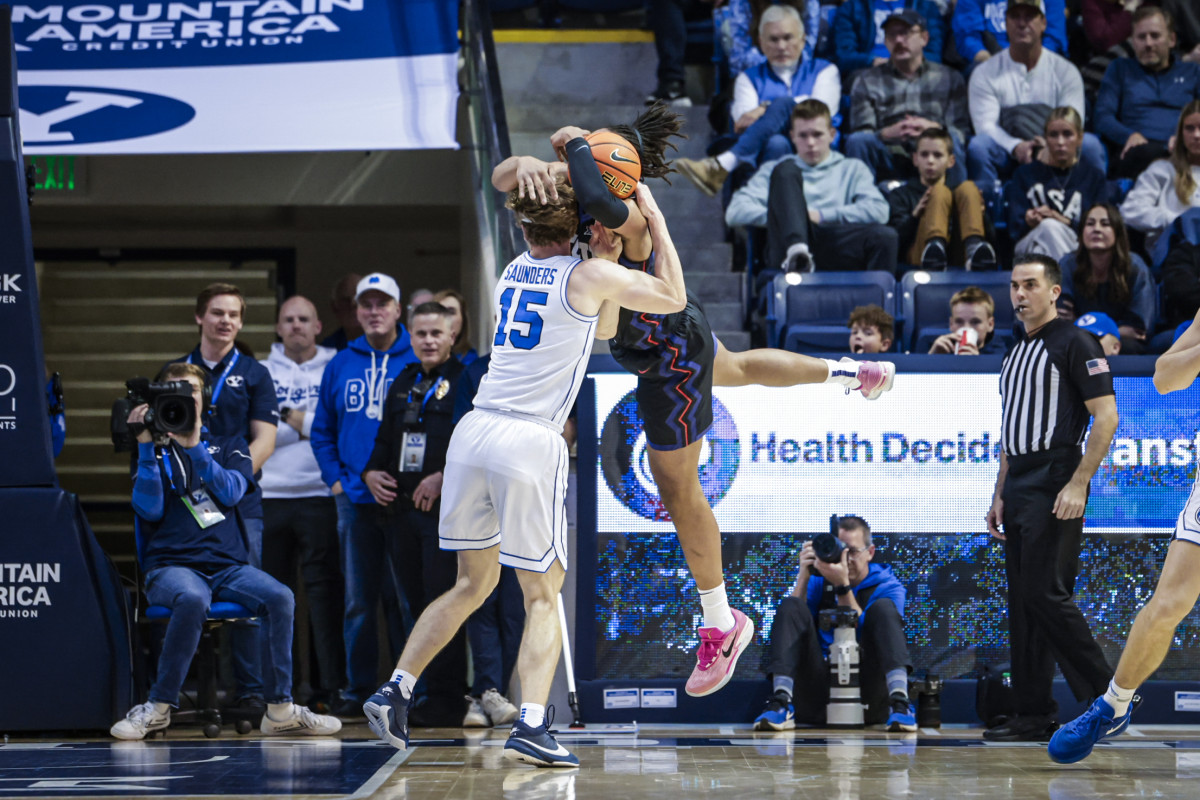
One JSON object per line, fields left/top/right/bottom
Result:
{"left": 983, "top": 714, "right": 1060, "bottom": 742}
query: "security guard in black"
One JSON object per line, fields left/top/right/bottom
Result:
{"left": 361, "top": 302, "right": 468, "bottom": 722}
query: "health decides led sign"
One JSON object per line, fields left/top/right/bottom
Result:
{"left": 12, "top": 1, "right": 459, "bottom": 153}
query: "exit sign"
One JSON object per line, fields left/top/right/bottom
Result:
{"left": 26, "top": 156, "right": 87, "bottom": 194}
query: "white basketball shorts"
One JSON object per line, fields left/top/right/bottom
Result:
{"left": 439, "top": 408, "right": 570, "bottom": 572}
{"left": 1173, "top": 468, "right": 1200, "bottom": 547}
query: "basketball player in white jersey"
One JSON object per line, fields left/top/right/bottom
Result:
{"left": 1050, "top": 307, "right": 1200, "bottom": 763}
{"left": 364, "top": 179, "right": 686, "bottom": 767}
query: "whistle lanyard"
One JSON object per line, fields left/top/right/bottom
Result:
{"left": 189, "top": 350, "right": 240, "bottom": 411}
{"left": 407, "top": 375, "right": 444, "bottom": 423}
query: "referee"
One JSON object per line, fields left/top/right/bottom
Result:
{"left": 985, "top": 254, "right": 1117, "bottom": 742}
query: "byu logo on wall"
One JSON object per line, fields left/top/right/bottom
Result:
{"left": 19, "top": 86, "right": 195, "bottom": 146}
{"left": 600, "top": 391, "right": 740, "bottom": 521}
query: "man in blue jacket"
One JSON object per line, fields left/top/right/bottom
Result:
{"left": 310, "top": 273, "right": 418, "bottom": 716}
{"left": 111, "top": 363, "right": 340, "bottom": 740}
{"left": 954, "top": 0, "right": 1066, "bottom": 66}
{"left": 834, "top": 0, "right": 945, "bottom": 76}
{"left": 1096, "top": 6, "right": 1200, "bottom": 178}
{"left": 754, "top": 515, "right": 915, "bottom": 731}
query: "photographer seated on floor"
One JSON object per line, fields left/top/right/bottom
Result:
{"left": 110, "top": 362, "right": 341, "bottom": 741}
{"left": 754, "top": 515, "right": 914, "bottom": 732}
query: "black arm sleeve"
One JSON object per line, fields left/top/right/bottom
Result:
{"left": 565, "top": 137, "right": 630, "bottom": 229}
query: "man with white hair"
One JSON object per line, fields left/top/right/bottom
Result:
{"left": 676, "top": 4, "right": 840, "bottom": 197}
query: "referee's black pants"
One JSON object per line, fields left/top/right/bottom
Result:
{"left": 766, "top": 595, "right": 911, "bottom": 724}
{"left": 1002, "top": 447, "right": 1112, "bottom": 717}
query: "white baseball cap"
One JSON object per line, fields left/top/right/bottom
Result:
{"left": 355, "top": 273, "right": 401, "bottom": 304}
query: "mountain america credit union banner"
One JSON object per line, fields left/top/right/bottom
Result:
{"left": 11, "top": 1, "right": 459, "bottom": 153}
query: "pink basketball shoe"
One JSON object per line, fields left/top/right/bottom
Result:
{"left": 684, "top": 608, "right": 755, "bottom": 697}
{"left": 842, "top": 357, "right": 895, "bottom": 400}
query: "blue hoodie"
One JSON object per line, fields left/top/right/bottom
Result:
{"left": 310, "top": 330, "right": 417, "bottom": 505}
{"left": 806, "top": 562, "right": 906, "bottom": 655}
{"left": 953, "top": 0, "right": 1067, "bottom": 62}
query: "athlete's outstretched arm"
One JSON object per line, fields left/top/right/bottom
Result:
{"left": 491, "top": 155, "right": 565, "bottom": 202}
{"left": 1154, "top": 307, "right": 1200, "bottom": 394}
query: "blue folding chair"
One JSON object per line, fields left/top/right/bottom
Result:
{"left": 767, "top": 271, "right": 897, "bottom": 352}
{"left": 900, "top": 270, "right": 1014, "bottom": 353}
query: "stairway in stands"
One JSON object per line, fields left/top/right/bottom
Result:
{"left": 496, "top": 39, "right": 750, "bottom": 351}
{"left": 38, "top": 259, "right": 279, "bottom": 568}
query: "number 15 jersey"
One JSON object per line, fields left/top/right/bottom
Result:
{"left": 472, "top": 251, "right": 598, "bottom": 431}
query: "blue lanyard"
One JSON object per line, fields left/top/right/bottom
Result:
{"left": 159, "top": 445, "right": 187, "bottom": 494}
{"left": 189, "top": 350, "right": 240, "bottom": 411}
{"left": 407, "top": 375, "right": 444, "bottom": 423}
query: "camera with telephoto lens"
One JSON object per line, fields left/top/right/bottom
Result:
{"left": 812, "top": 532, "right": 847, "bottom": 563}
{"left": 110, "top": 377, "right": 197, "bottom": 452}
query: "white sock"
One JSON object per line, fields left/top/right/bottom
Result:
{"left": 699, "top": 582, "right": 736, "bottom": 631}
{"left": 519, "top": 703, "right": 545, "bottom": 728}
{"left": 152, "top": 702, "right": 171, "bottom": 715}
{"left": 266, "top": 702, "right": 293, "bottom": 721}
{"left": 715, "top": 151, "right": 737, "bottom": 172}
{"left": 823, "top": 358, "right": 860, "bottom": 387}
{"left": 391, "top": 669, "right": 417, "bottom": 700}
{"left": 1104, "top": 679, "right": 1136, "bottom": 716}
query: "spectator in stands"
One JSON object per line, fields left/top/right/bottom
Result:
{"left": 1075, "top": 312, "right": 1123, "bottom": 356}
{"left": 832, "top": 0, "right": 945, "bottom": 77}
{"left": 926, "top": 286, "right": 1006, "bottom": 354}
{"left": 954, "top": 0, "right": 1067, "bottom": 65}
{"left": 310, "top": 273, "right": 418, "bottom": 718}
{"left": 645, "top": 0, "right": 696, "bottom": 106}
{"left": 753, "top": 515, "right": 915, "bottom": 732}
{"left": 886, "top": 127, "right": 996, "bottom": 270}
{"left": 434, "top": 289, "right": 479, "bottom": 365}
{"left": 321, "top": 273, "right": 363, "bottom": 351}
{"left": 259, "top": 296, "right": 344, "bottom": 714}
{"left": 1120, "top": 100, "right": 1200, "bottom": 260}
{"left": 111, "top": 362, "right": 340, "bottom": 741}
{"left": 726, "top": 100, "right": 897, "bottom": 273}
{"left": 967, "top": 0, "right": 1103, "bottom": 204}
{"left": 1006, "top": 107, "right": 1107, "bottom": 262}
{"left": 1162, "top": 238, "right": 1200, "bottom": 329}
{"left": 1058, "top": 204, "right": 1157, "bottom": 354}
{"left": 1161, "top": 0, "right": 1200, "bottom": 64}
{"left": 406, "top": 288, "right": 435, "bottom": 329}
{"left": 1082, "top": 0, "right": 1140, "bottom": 56}
{"left": 1095, "top": 7, "right": 1200, "bottom": 179}
{"left": 677, "top": 5, "right": 840, "bottom": 197}
{"left": 716, "top": 0, "right": 821, "bottom": 72}
{"left": 847, "top": 304, "right": 895, "bottom": 353}
{"left": 846, "top": 11, "right": 970, "bottom": 185}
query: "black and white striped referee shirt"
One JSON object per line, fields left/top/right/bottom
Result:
{"left": 999, "top": 319, "right": 1115, "bottom": 457}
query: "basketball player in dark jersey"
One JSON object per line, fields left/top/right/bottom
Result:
{"left": 492, "top": 104, "right": 895, "bottom": 696}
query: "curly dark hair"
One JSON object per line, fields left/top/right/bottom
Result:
{"left": 605, "top": 101, "right": 687, "bottom": 182}
{"left": 507, "top": 177, "right": 579, "bottom": 247}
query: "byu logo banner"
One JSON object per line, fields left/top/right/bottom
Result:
{"left": 12, "top": 1, "right": 459, "bottom": 153}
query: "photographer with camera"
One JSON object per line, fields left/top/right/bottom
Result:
{"left": 110, "top": 362, "right": 340, "bottom": 740}
{"left": 755, "top": 515, "right": 915, "bottom": 732}
{"left": 169, "top": 282, "right": 279, "bottom": 718}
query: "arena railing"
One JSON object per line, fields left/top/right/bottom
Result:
{"left": 461, "top": 0, "right": 524, "bottom": 274}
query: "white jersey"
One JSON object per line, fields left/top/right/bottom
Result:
{"left": 474, "top": 251, "right": 598, "bottom": 430}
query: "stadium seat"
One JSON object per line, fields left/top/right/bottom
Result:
{"left": 767, "top": 271, "right": 897, "bottom": 352}
{"left": 900, "top": 270, "right": 1014, "bottom": 353}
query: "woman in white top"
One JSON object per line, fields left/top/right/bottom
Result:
{"left": 1120, "top": 100, "right": 1200, "bottom": 259}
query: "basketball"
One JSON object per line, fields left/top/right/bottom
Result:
{"left": 586, "top": 131, "right": 641, "bottom": 199}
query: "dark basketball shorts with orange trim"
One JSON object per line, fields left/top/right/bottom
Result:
{"left": 610, "top": 299, "right": 715, "bottom": 451}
